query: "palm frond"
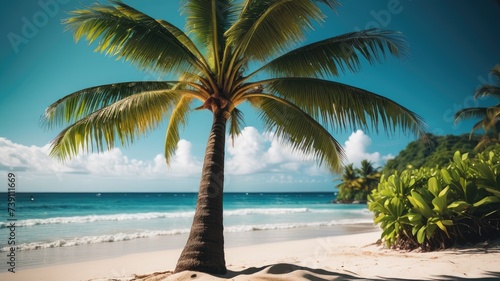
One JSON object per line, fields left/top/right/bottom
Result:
{"left": 474, "top": 85, "right": 500, "bottom": 99}
{"left": 50, "top": 90, "right": 185, "bottom": 160}
{"left": 474, "top": 135, "right": 497, "bottom": 152}
{"left": 313, "top": 0, "right": 339, "bottom": 9}
{"left": 182, "top": 0, "right": 237, "bottom": 73}
{"left": 247, "top": 94, "right": 345, "bottom": 172}
{"left": 474, "top": 64, "right": 500, "bottom": 98}
{"left": 226, "top": 0, "right": 338, "bottom": 61}
{"left": 165, "top": 95, "right": 193, "bottom": 165}
{"left": 484, "top": 105, "right": 500, "bottom": 133}
{"left": 491, "top": 64, "right": 500, "bottom": 80}
{"left": 156, "top": 19, "right": 208, "bottom": 68}
{"left": 228, "top": 108, "right": 245, "bottom": 145}
{"left": 454, "top": 107, "right": 488, "bottom": 124}
{"left": 64, "top": 1, "right": 205, "bottom": 76}
{"left": 253, "top": 29, "right": 408, "bottom": 79}
{"left": 486, "top": 104, "right": 500, "bottom": 119}
{"left": 469, "top": 118, "right": 493, "bottom": 140}
{"left": 262, "top": 78, "right": 426, "bottom": 136}
{"left": 42, "top": 81, "right": 176, "bottom": 128}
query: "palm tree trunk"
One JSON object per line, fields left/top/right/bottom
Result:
{"left": 174, "top": 112, "right": 227, "bottom": 274}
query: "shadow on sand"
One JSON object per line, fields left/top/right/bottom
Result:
{"left": 212, "top": 263, "right": 500, "bottom": 281}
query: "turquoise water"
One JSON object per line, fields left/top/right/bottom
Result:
{"left": 0, "top": 192, "right": 373, "bottom": 253}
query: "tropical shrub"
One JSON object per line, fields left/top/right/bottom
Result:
{"left": 369, "top": 145, "right": 500, "bottom": 251}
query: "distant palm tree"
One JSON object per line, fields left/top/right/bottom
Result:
{"left": 335, "top": 163, "right": 360, "bottom": 201}
{"left": 455, "top": 65, "right": 500, "bottom": 149}
{"left": 43, "top": 0, "right": 425, "bottom": 274}
{"left": 335, "top": 160, "right": 380, "bottom": 202}
{"left": 356, "top": 159, "right": 382, "bottom": 192}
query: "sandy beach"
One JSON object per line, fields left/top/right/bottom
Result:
{"left": 2, "top": 229, "right": 499, "bottom": 281}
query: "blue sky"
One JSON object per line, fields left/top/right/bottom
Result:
{"left": 0, "top": 0, "right": 499, "bottom": 192}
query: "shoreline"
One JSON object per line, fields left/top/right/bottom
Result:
{"left": 1, "top": 226, "right": 500, "bottom": 281}
{"left": 7, "top": 224, "right": 378, "bottom": 271}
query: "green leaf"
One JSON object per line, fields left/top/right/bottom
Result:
{"left": 473, "top": 196, "right": 500, "bottom": 208}
{"left": 49, "top": 90, "right": 184, "bottom": 160}
{"left": 442, "top": 220, "right": 454, "bottom": 226}
{"left": 416, "top": 226, "right": 426, "bottom": 244}
{"left": 382, "top": 223, "right": 396, "bottom": 239}
{"left": 258, "top": 29, "right": 409, "bottom": 78}
{"left": 164, "top": 95, "right": 193, "bottom": 165}
{"left": 374, "top": 213, "right": 386, "bottom": 224}
{"left": 432, "top": 196, "right": 447, "bottom": 214}
{"left": 462, "top": 152, "right": 469, "bottom": 161}
{"left": 448, "top": 200, "right": 470, "bottom": 212}
{"left": 435, "top": 220, "right": 450, "bottom": 237}
{"left": 439, "top": 186, "right": 449, "bottom": 198}
{"left": 262, "top": 78, "right": 426, "bottom": 137}
{"left": 42, "top": 81, "right": 176, "bottom": 128}
{"left": 388, "top": 197, "right": 404, "bottom": 217}
{"left": 486, "top": 188, "right": 500, "bottom": 199}
{"left": 411, "top": 226, "right": 418, "bottom": 236}
{"left": 181, "top": 0, "right": 236, "bottom": 72}
{"left": 452, "top": 150, "right": 469, "bottom": 172}
{"left": 228, "top": 108, "right": 245, "bottom": 145}
{"left": 226, "top": 0, "right": 338, "bottom": 61}
{"left": 405, "top": 212, "right": 422, "bottom": 223}
{"left": 473, "top": 163, "right": 496, "bottom": 185}
{"left": 428, "top": 177, "right": 440, "bottom": 197}
{"left": 453, "top": 151, "right": 462, "bottom": 164}
{"left": 432, "top": 186, "right": 449, "bottom": 213}
{"left": 64, "top": 2, "right": 205, "bottom": 76}
{"left": 425, "top": 223, "right": 437, "bottom": 239}
{"left": 380, "top": 189, "right": 395, "bottom": 197}
{"left": 408, "top": 190, "right": 434, "bottom": 218}
{"left": 441, "top": 168, "right": 452, "bottom": 184}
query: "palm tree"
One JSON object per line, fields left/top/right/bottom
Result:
{"left": 455, "top": 65, "right": 500, "bottom": 150}
{"left": 356, "top": 159, "right": 381, "bottom": 192}
{"left": 42, "top": 0, "right": 426, "bottom": 274}
{"left": 335, "top": 163, "right": 360, "bottom": 202}
{"left": 335, "top": 160, "right": 381, "bottom": 202}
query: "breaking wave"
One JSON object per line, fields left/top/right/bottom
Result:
{"left": 2, "top": 218, "right": 373, "bottom": 252}
{"left": 0, "top": 208, "right": 363, "bottom": 228}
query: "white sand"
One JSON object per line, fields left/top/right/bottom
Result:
{"left": 2, "top": 230, "right": 499, "bottom": 281}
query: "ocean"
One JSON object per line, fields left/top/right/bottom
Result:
{"left": 0, "top": 192, "right": 375, "bottom": 269}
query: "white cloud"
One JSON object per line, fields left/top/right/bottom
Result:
{"left": 0, "top": 129, "right": 394, "bottom": 185}
{"left": 225, "top": 127, "right": 320, "bottom": 176}
{"left": 343, "top": 130, "right": 394, "bottom": 167}
{"left": 0, "top": 137, "right": 201, "bottom": 178}
{"left": 226, "top": 127, "right": 267, "bottom": 174}
{"left": 0, "top": 127, "right": 324, "bottom": 180}
{"left": 0, "top": 138, "right": 62, "bottom": 172}
{"left": 164, "top": 139, "right": 203, "bottom": 176}
{"left": 225, "top": 127, "right": 396, "bottom": 177}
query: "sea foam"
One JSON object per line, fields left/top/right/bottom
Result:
{"left": 1, "top": 218, "right": 373, "bottom": 252}
{"left": 0, "top": 208, "right": 344, "bottom": 228}
{"left": 0, "top": 212, "right": 195, "bottom": 228}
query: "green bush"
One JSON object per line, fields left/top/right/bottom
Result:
{"left": 368, "top": 145, "right": 500, "bottom": 251}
